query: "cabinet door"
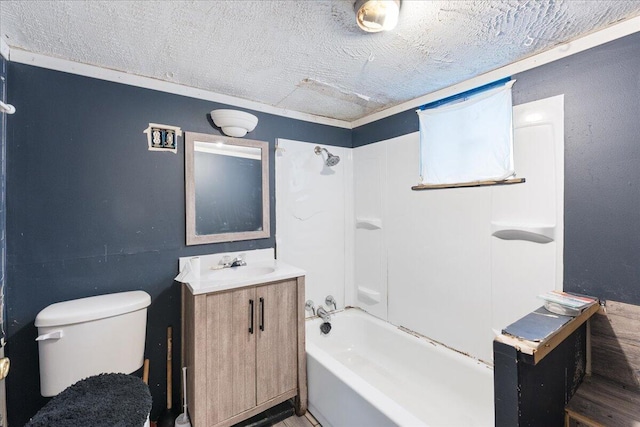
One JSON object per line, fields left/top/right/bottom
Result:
{"left": 206, "top": 287, "right": 257, "bottom": 425}
{"left": 256, "top": 280, "right": 298, "bottom": 404}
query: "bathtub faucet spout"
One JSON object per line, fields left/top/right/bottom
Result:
{"left": 317, "top": 306, "right": 331, "bottom": 322}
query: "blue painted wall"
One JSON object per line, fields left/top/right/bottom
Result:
{"left": 513, "top": 33, "right": 640, "bottom": 305}
{"left": 5, "top": 63, "right": 350, "bottom": 425}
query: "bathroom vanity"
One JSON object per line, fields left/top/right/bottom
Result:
{"left": 180, "top": 251, "right": 307, "bottom": 427}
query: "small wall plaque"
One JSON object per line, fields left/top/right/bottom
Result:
{"left": 144, "top": 123, "right": 182, "bottom": 153}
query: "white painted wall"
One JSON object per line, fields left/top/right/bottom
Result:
{"left": 275, "top": 139, "right": 354, "bottom": 315}
{"left": 276, "top": 97, "right": 564, "bottom": 362}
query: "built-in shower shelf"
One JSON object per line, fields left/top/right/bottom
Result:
{"left": 491, "top": 222, "right": 555, "bottom": 243}
{"left": 358, "top": 286, "right": 381, "bottom": 303}
{"left": 355, "top": 218, "right": 382, "bottom": 230}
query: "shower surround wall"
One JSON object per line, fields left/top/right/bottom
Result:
{"left": 276, "top": 96, "right": 564, "bottom": 363}
{"left": 352, "top": 142, "right": 388, "bottom": 319}
{"left": 275, "top": 139, "right": 354, "bottom": 312}
{"left": 352, "top": 93, "right": 564, "bottom": 363}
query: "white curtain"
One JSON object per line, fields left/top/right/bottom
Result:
{"left": 418, "top": 80, "right": 515, "bottom": 185}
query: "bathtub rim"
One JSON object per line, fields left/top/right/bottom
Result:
{"left": 307, "top": 307, "right": 494, "bottom": 370}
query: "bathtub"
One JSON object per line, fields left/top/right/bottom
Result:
{"left": 306, "top": 308, "right": 494, "bottom": 427}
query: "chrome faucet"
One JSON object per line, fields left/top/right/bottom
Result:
{"left": 325, "top": 295, "right": 337, "bottom": 310}
{"left": 218, "top": 253, "right": 247, "bottom": 268}
{"left": 305, "top": 300, "right": 316, "bottom": 316}
{"left": 316, "top": 306, "right": 331, "bottom": 322}
{"left": 230, "top": 254, "right": 247, "bottom": 267}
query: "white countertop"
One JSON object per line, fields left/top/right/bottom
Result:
{"left": 184, "top": 258, "right": 306, "bottom": 295}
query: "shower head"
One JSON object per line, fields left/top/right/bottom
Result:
{"left": 314, "top": 146, "right": 341, "bottom": 167}
{"left": 325, "top": 153, "right": 341, "bottom": 167}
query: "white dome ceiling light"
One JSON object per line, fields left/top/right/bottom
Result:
{"left": 354, "top": 0, "right": 400, "bottom": 33}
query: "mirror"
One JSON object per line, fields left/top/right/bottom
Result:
{"left": 185, "top": 132, "right": 269, "bottom": 245}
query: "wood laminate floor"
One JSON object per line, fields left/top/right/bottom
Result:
{"left": 273, "top": 411, "right": 320, "bottom": 427}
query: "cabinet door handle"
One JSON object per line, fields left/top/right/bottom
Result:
{"left": 249, "top": 299, "right": 254, "bottom": 334}
{"left": 259, "top": 297, "right": 265, "bottom": 331}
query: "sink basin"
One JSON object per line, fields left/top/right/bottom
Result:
{"left": 178, "top": 250, "right": 306, "bottom": 295}
{"left": 207, "top": 266, "right": 276, "bottom": 281}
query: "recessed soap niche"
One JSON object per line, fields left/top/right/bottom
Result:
{"left": 143, "top": 123, "right": 183, "bottom": 153}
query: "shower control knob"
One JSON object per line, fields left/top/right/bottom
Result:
{"left": 305, "top": 300, "right": 316, "bottom": 316}
{"left": 325, "top": 295, "right": 337, "bottom": 310}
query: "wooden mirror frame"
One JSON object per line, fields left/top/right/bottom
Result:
{"left": 185, "top": 131, "right": 270, "bottom": 245}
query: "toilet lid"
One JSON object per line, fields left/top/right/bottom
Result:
{"left": 35, "top": 291, "right": 151, "bottom": 327}
{"left": 25, "top": 373, "right": 152, "bottom": 427}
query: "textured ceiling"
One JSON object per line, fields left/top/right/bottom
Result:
{"left": 1, "top": 1, "right": 640, "bottom": 122}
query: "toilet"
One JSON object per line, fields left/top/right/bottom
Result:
{"left": 31, "top": 291, "right": 152, "bottom": 426}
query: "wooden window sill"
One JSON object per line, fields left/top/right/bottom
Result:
{"left": 412, "top": 177, "right": 525, "bottom": 191}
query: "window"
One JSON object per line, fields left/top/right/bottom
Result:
{"left": 417, "top": 80, "right": 516, "bottom": 187}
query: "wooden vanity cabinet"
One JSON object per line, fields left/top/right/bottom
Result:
{"left": 182, "top": 277, "right": 307, "bottom": 427}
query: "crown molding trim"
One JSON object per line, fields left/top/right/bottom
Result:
{"left": 0, "top": 39, "right": 10, "bottom": 61}
{"left": 7, "top": 47, "right": 352, "bottom": 129}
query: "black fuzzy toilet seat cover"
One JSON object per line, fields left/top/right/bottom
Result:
{"left": 25, "top": 373, "right": 152, "bottom": 427}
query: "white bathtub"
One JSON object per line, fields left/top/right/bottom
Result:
{"left": 306, "top": 308, "right": 494, "bottom": 427}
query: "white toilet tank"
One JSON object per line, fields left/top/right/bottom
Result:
{"left": 35, "top": 290, "right": 151, "bottom": 397}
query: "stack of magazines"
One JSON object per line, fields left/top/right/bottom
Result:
{"left": 538, "top": 290, "right": 597, "bottom": 316}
